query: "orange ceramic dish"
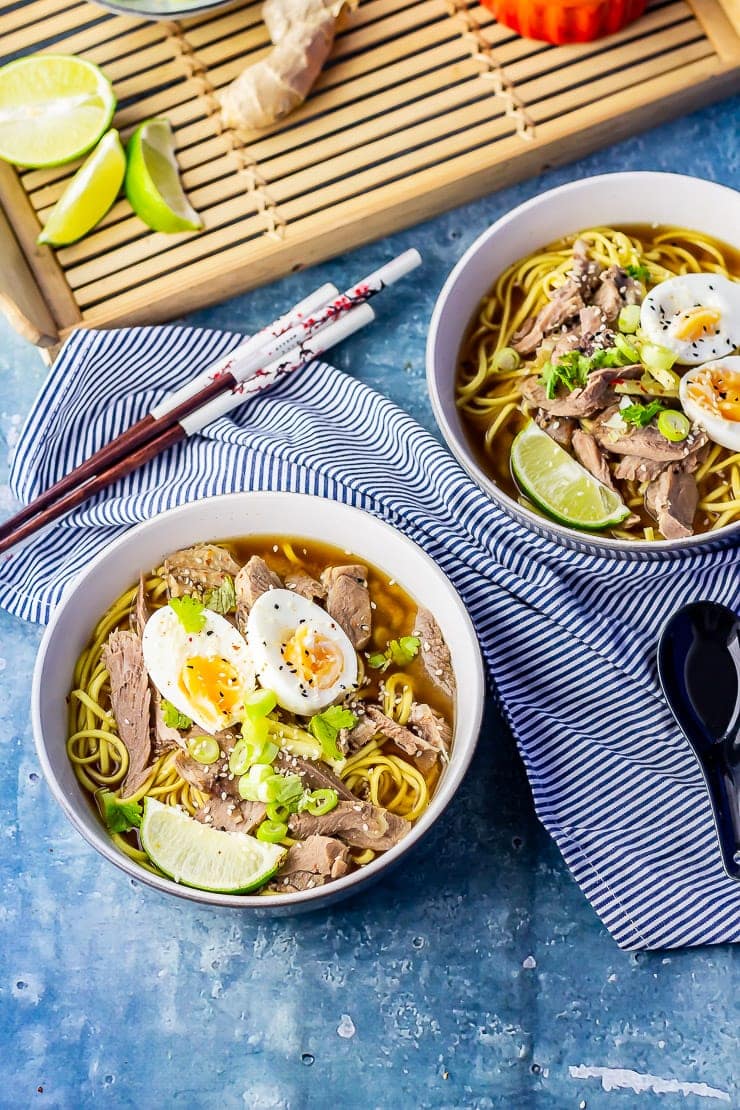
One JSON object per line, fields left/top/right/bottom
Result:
{"left": 484, "top": 0, "right": 647, "bottom": 44}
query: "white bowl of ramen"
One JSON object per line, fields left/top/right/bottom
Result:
{"left": 32, "top": 492, "right": 484, "bottom": 911}
{"left": 427, "top": 172, "right": 740, "bottom": 557}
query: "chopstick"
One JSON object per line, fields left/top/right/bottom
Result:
{"left": 0, "top": 301, "right": 376, "bottom": 556}
{"left": 0, "top": 249, "right": 420, "bottom": 550}
{"left": 0, "top": 282, "right": 339, "bottom": 544}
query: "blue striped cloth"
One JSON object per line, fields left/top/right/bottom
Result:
{"left": 4, "top": 325, "right": 740, "bottom": 949}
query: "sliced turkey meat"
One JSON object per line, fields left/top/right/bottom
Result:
{"left": 321, "top": 564, "right": 372, "bottom": 649}
{"left": 102, "top": 630, "right": 152, "bottom": 796}
{"left": 164, "top": 543, "right": 240, "bottom": 600}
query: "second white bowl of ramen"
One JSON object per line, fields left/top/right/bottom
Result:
{"left": 426, "top": 172, "right": 740, "bottom": 556}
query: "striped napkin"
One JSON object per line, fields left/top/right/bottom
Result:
{"left": 4, "top": 325, "right": 740, "bottom": 950}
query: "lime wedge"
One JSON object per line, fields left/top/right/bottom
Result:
{"left": 0, "top": 54, "right": 115, "bottom": 168}
{"left": 37, "top": 130, "right": 126, "bottom": 247}
{"left": 125, "top": 118, "right": 202, "bottom": 233}
{"left": 140, "top": 798, "right": 285, "bottom": 893}
{"left": 511, "top": 421, "right": 629, "bottom": 530}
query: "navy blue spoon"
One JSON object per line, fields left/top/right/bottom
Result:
{"left": 657, "top": 601, "right": 740, "bottom": 882}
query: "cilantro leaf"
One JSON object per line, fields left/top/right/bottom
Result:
{"left": 204, "top": 575, "right": 237, "bottom": 615}
{"left": 389, "top": 635, "right": 421, "bottom": 667}
{"left": 161, "top": 699, "right": 193, "bottom": 730}
{"left": 169, "top": 595, "right": 206, "bottom": 633}
{"left": 626, "top": 263, "right": 650, "bottom": 283}
{"left": 97, "top": 791, "right": 143, "bottom": 833}
{"left": 540, "top": 346, "right": 633, "bottom": 400}
{"left": 620, "top": 399, "right": 665, "bottom": 428}
{"left": 309, "top": 706, "right": 357, "bottom": 762}
{"left": 369, "top": 635, "right": 421, "bottom": 670}
{"left": 540, "top": 352, "right": 590, "bottom": 399}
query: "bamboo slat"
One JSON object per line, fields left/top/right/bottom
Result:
{"left": 0, "top": 0, "right": 738, "bottom": 344}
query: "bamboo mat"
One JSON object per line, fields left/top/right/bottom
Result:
{"left": 1, "top": 0, "right": 739, "bottom": 346}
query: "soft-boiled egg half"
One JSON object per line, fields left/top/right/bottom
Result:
{"left": 679, "top": 356, "right": 740, "bottom": 452}
{"left": 142, "top": 606, "right": 255, "bottom": 734}
{"left": 641, "top": 273, "right": 740, "bottom": 365}
{"left": 247, "top": 589, "right": 358, "bottom": 716}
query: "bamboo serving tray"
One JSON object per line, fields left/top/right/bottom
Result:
{"left": 1, "top": 0, "right": 739, "bottom": 347}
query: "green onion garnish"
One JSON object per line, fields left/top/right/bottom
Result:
{"left": 256, "top": 820, "right": 288, "bottom": 843}
{"left": 493, "top": 346, "right": 521, "bottom": 372}
{"left": 641, "top": 342, "right": 678, "bottom": 374}
{"left": 614, "top": 332, "right": 639, "bottom": 363}
{"left": 237, "top": 763, "right": 273, "bottom": 801}
{"left": 617, "top": 304, "right": 641, "bottom": 334}
{"left": 243, "top": 688, "right": 278, "bottom": 720}
{"left": 187, "top": 736, "right": 220, "bottom": 765}
{"left": 657, "top": 409, "right": 691, "bottom": 442}
{"left": 302, "top": 788, "right": 339, "bottom": 816}
{"left": 168, "top": 594, "right": 206, "bottom": 633}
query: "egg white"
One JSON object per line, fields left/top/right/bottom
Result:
{"left": 141, "top": 605, "right": 255, "bottom": 734}
{"left": 679, "top": 356, "right": 740, "bottom": 452}
{"left": 640, "top": 273, "right": 740, "bottom": 365}
{"left": 246, "top": 589, "right": 358, "bottom": 716}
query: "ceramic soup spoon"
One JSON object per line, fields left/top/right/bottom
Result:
{"left": 657, "top": 600, "right": 740, "bottom": 882}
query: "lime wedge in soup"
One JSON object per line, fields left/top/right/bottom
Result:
{"left": 511, "top": 421, "right": 630, "bottom": 530}
{"left": 125, "top": 118, "right": 202, "bottom": 233}
{"left": 38, "top": 130, "right": 126, "bottom": 247}
{"left": 0, "top": 54, "right": 115, "bottom": 168}
{"left": 140, "top": 798, "right": 286, "bottom": 893}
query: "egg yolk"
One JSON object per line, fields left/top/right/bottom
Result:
{"left": 179, "top": 655, "right": 243, "bottom": 723}
{"left": 283, "top": 625, "right": 343, "bottom": 690}
{"left": 686, "top": 366, "right": 740, "bottom": 422}
{"left": 672, "top": 307, "right": 721, "bottom": 342}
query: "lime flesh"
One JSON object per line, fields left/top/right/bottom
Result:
{"left": 37, "top": 130, "right": 126, "bottom": 247}
{"left": 0, "top": 54, "right": 115, "bottom": 168}
{"left": 125, "top": 118, "right": 202, "bottom": 233}
{"left": 511, "top": 422, "right": 629, "bottom": 531}
{"left": 140, "top": 798, "right": 285, "bottom": 893}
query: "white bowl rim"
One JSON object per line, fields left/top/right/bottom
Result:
{"left": 426, "top": 170, "right": 740, "bottom": 555}
{"left": 32, "top": 491, "right": 485, "bottom": 908}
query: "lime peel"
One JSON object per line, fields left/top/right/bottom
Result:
{"left": 125, "top": 118, "right": 202, "bottom": 234}
{"left": 37, "top": 130, "right": 126, "bottom": 247}
{"left": 0, "top": 54, "right": 115, "bottom": 168}
{"left": 140, "top": 797, "right": 285, "bottom": 893}
{"left": 511, "top": 421, "right": 629, "bottom": 531}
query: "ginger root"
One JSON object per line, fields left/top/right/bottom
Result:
{"left": 219, "top": 0, "right": 353, "bottom": 132}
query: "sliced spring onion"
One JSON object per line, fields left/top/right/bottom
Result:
{"left": 237, "top": 763, "right": 273, "bottom": 801}
{"left": 303, "top": 788, "right": 339, "bottom": 816}
{"left": 614, "top": 332, "right": 640, "bottom": 362}
{"left": 228, "top": 737, "right": 276, "bottom": 776}
{"left": 244, "top": 688, "right": 277, "bottom": 720}
{"left": 187, "top": 735, "right": 220, "bottom": 765}
{"left": 277, "top": 773, "right": 304, "bottom": 806}
{"left": 641, "top": 342, "right": 678, "bottom": 374}
{"left": 266, "top": 801, "right": 290, "bottom": 823}
{"left": 493, "top": 346, "right": 520, "bottom": 372}
{"left": 617, "top": 304, "right": 641, "bottom": 334}
{"left": 256, "top": 820, "right": 288, "bottom": 843}
{"left": 657, "top": 409, "right": 691, "bottom": 442}
{"left": 242, "top": 716, "right": 270, "bottom": 747}
{"left": 228, "top": 739, "right": 251, "bottom": 776}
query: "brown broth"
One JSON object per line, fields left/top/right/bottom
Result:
{"left": 223, "top": 535, "right": 454, "bottom": 726}
{"left": 456, "top": 225, "right": 740, "bottom": 538}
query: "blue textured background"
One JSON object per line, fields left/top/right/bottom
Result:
{"left": 1, "top": 96, "right": 739, "bottom": 1109}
